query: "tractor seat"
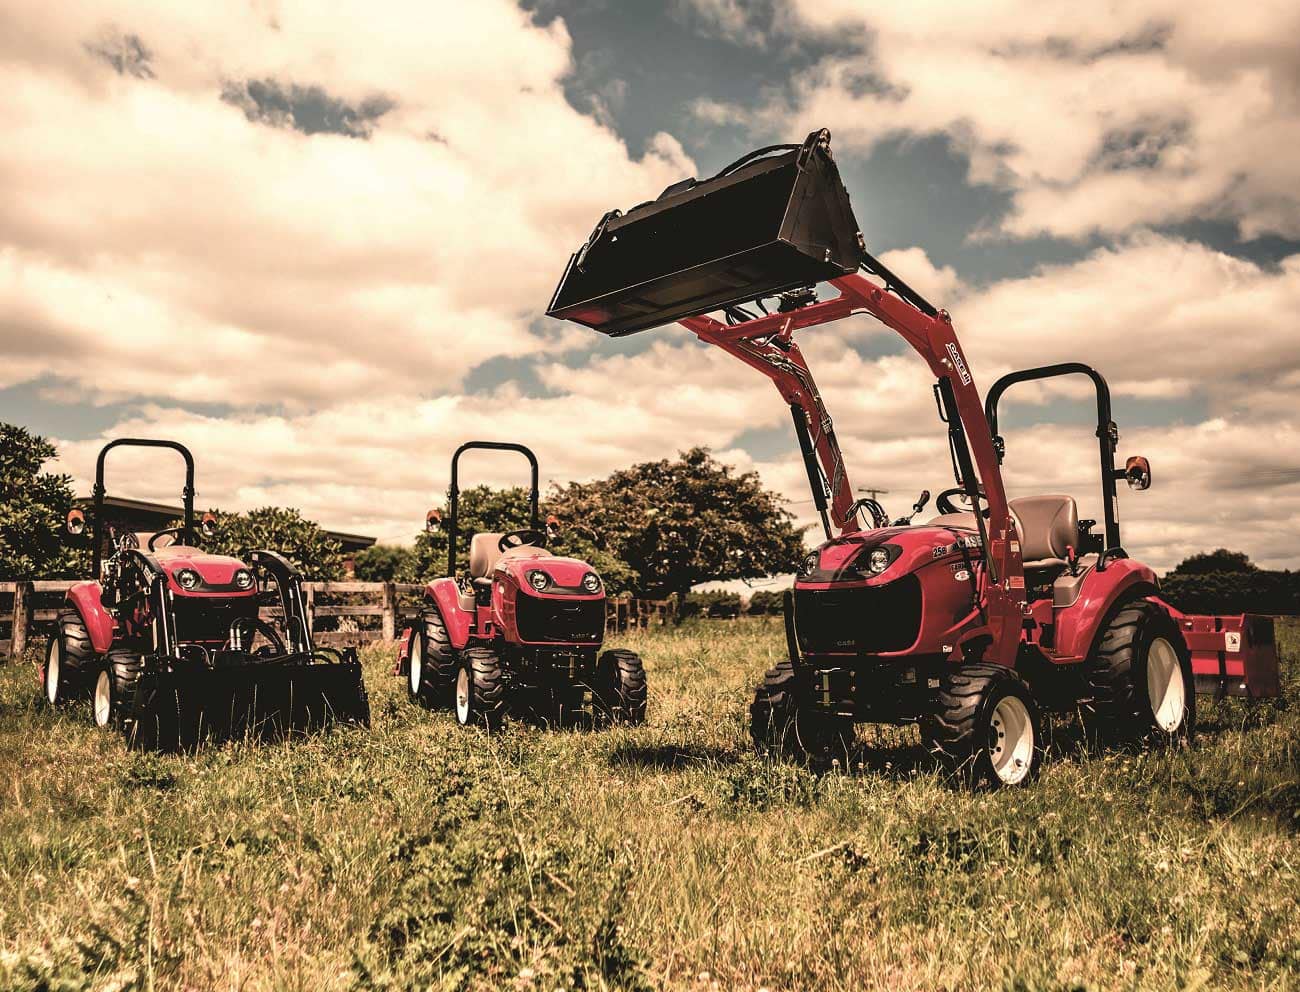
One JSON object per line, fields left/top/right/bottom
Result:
{"left": 1009, "top": 495, "right": 1077, "bottom": 583}
{"left": 469, "top": 533, "right": 505, "bottom": 580}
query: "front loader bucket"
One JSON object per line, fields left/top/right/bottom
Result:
{"left": 125, "top": 651, "right": 370, "bottom": 751}
{"left": 547, "top": 129, "right": 862, "bottom": 336}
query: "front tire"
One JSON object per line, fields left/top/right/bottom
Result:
{"left": 455, "top": 646, "right": 506, "bottom": 730}
{"left": 93, "top": 648, "right": 145, "bottom": 730}
{"left": 749, "top": 661, "right": 854, "bottom": 761}
{"left": 594, "top": 649, "right": 647, "bottom": 725}
{"left": 1086, "top": 600, "right": 1195, "bottom": 746}
{"left": 407, "top": 609, "right": 457, "bottom": 709}
{"left": 925, "top": 665, "right": 1042, "bottom": 788}
{"left": 43, "top": 608, "right": 94, "bottom": 706}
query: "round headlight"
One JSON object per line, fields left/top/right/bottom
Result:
{"left": 799, "top": 551, "right": 820, "bottom": 576}
{"left": 233, "top": 569, "right": 255, "bottom": 591}
{"left": 527, "top": 569, "right": 551, "bottom": 592}
{"left": 581, "top": 572, "right": 601, "bottom": 594}
{"left": 175, "top": 568, "right": 201, "bottom": 591}
{"left": 866, "top": 548, "right": 892, "bottom": 574}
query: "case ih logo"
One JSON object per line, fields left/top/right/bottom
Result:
{"left": 946, "top": 342, "right": 972, "bottom": 385}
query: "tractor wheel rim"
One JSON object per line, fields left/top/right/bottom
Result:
{"left": 45, "top": 639, "right": 60, "bottom": 703}
{"left": 455, "top": 667, "right": 470, "bottom": 725}
{"left": 1147, "top": 636, "right": 1185, "bottom": 732}
{"left": 408, "top": 638, "right": 423, "bottom": 695}
{"left": 93, "top": 670, "right": 112, "bottom": 728}
{"left": 988, "top": 695, "right": 1033, "bottom": 785}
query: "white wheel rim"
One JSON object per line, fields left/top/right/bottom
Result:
{"left": 45, "top": 639, "right": 60, "bottom": 703}
{"left": 408, "top": 637, "right": 423, "bottom": 695}
{"left": 93, "top": 670, "right": 112, "bottom": 728}
{"left": 1147, "top": 637, "right": 1185, "bottom": 732}
{"left": 455, "top": 667, "right": 470, "bottom": 724}
{"left": 989, "top": 695, "right": 1034, "bottom": 785}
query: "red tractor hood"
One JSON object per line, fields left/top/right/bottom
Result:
{"left": 151, "top": 545, "right": 256, "bottom": 595}
{"left": 496, "top": 547, "right": 602, "bottom": 594}
{"left": 799, "top": 524, "right": 982, "bottom": 588}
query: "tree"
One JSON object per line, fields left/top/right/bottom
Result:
{"left": 354, "top": 544, "right": 418, "bottom": 583}
{"left": 1160, "top": 549, "right": 1298, "bottom": 616}
{"left": 549, "top": 447, "right": 806, "bottom": 602}
{"left": 199, "top": 506, "right": 344, "bottom": 581}
{"left": 0, "top": 423, "right": 88, "bottom": 579}
{"left": 1168, "top": 549, "right": 1258, "bottom": 575}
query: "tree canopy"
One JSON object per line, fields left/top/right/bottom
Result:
{"left": 198, "top": 506, "right": 344, "bottom": 581}
{"left": 0, "top": 423, "right": 88, "bottom": 579}
{"left": 1160, "top": 550, "right": 1297, "bottom": 616}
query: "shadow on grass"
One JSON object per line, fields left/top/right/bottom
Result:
{"left": 607, "top": 741, "right": 740, "bottom": 770}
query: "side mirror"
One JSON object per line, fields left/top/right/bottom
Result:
{"left": 425, "top": 508, "right": 442, "bottom": 532}
{"left": 545, "top": 514, "right": 561, "bottom": 540}
{"left": 65, "top": 508, "right": 86, "bottom": 536}
{"left": 1124, "top": 456, "right": 1151, "bottom": 491}
{"left": 200, "top": 511, "right": 219, "bottom": 538}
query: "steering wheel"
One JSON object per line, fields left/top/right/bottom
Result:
{"left": 148, "top": 526, "right": 202, "bottom": 551}
{"left": 936, "top": 487, "right": 988, "bottom": 517}
{"left": 229, "top": 616, "right": 286, "bottom": 657}
{"left": 498, "top": 529, "right": 546, "bottom": 553}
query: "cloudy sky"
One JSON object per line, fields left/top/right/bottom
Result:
{"left": 3, "top": 0, "right": 1298, "bottom": 570}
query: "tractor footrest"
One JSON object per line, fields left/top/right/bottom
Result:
{"left": 808, "top": 666, "right": 855, "bottom": 715}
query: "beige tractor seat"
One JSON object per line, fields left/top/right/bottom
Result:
{"left": 1009, "top": 495, "right": 1078, "bottom": 578}
{"left": 469, "top": 533, "right": 505, "bottom": 580}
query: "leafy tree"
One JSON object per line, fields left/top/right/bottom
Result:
{"left": 354, "top": 543, "right": 418, "bottom": 583}
{"left": 1168, "top": 549, "right": 1258, "bottom": 575}
{"left": 746, "top": 589, "right": 784, "bottom": 615}
{"left": 549, "top": 448, "right": 805, "bottom": 602}
{"left": 0, "top": 423, "right": 88, "bottom": 579}
{"left": 682, "top": 590, "right": 743, "bottom": 619}
{"left": 197, "top": 506, "right": 344, "bottom": 581}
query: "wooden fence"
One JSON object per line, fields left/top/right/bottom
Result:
{"left": 0, "top": 581, "right": 674, "bottom": 658}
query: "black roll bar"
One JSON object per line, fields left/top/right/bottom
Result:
{"left": 446, "top": 441, "right": 541, "bottom": 577}
{"left": 984, "top": 362, "right": 1121, "bottom": 552}
{"left": 92, "top": 438, "right": 196, "bottom": 575}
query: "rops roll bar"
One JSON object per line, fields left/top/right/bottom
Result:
{"left": 446, "top": 441, "right": 540, "bottom": 577}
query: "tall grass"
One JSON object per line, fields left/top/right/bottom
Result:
{"left": 0, "top": 618, "right": 1296, "bottom": 991}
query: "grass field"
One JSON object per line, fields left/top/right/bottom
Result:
{"left": 1, "top": 619, "right": 1297, "bottom": 991}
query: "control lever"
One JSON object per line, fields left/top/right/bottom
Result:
{"left": 892, "top": 489, "right": 931, "bottom": 526}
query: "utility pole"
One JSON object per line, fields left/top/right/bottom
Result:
{"left": 857, "top": 485, "right": 890, "bottom": 501}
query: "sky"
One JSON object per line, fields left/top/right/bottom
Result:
{"left": 2, "top": 0, "right": 1298, "bottom": 571}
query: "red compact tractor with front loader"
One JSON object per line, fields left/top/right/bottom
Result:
{"left": 397, "top": 441, "right": 646, "bottom": 730}
{"left": 548, "top": 129, "right": 1281, "bottom": 786}
{"left": 42, "top": 438, "right": 370, "bottom": 749}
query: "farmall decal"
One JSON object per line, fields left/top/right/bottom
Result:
{"left": 945, "top": 342, "right": 972, "bottom": 385}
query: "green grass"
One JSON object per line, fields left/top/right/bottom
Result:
{"left": 1, "top": 619, "right": 1297, "bottom": 991}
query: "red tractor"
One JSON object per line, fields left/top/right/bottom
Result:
{"left": 42, "top": 438, "right": 370, "bottom": 748}
{"left": 548, "top": 129, "right": 1281, "bottom": 785}
{"left": 398, "top": 441, "right": 646, "bottom": 729}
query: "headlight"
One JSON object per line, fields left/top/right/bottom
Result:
{"left": 175, "top": 568, "right": 201, "bottom": 591}
{"left": 865, "top": 547, "right": 893, "bottom": 575}
{"left": 581, "top": 572, "right": 601, "bottom": 594}
{"left": 527, "top": 569, "right": 551, "bottom": 592}
{"left": 799, "top": 551, "right": 820, "bottom": 576}
{"left": 233, "top": 569, "right": 255, "bottom": 591}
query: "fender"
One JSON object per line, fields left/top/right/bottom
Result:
{"left": 66, "top": 581, "right": 114, "bottom": 655}
{"left": 425, "top": 578, "right": 473, "bottom": 650}
{"left": 1053, "top": 559, "right": 1159, "bottom": 661}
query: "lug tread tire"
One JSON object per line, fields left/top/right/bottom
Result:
{"left": 749, "top": 661, "right": 853, "bottom": 761}
{"left": 924, "top": 664, "right": 1042, "bottom": 788}
{"left": 597, "top": 649, "right": 647, "bottom": 725}
{"left": 462, "top": 645, "right": 506, "bottom": 730}
{"left": 45, "top": 608, "right": 95, "bottom": 705}
{"left": 103, "top": 647, "right": 145, "bottom": 727}
{"left": 409, "top": 608, "right": 457, "bottom": 708}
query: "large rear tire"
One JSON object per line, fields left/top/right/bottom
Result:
{"left": 595, "top": 649, "right": 647, "bottom": 725}
{"left": 455, "top": 646, "right": 506, "bottom": 731}
{"left": 749, "top": 661, "right": 854, "bottom": 761}
{"left": 43, "top": 608, "right": 94, "bottom": 706}
{"left": 924, "top": 664, "right": 1042, "bottom": 788}
{"left": 407, "top": 608, "right": 457, "bottom": 709}
{"left": 1086, "top": 600, "right": 1195, "bottom": 746}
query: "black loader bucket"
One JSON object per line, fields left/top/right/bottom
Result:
{"left": 547, "top": 129, "right": 862, "bottom": 336}
{"left": 124, "top": 649, "right": 370, "bottom": 751}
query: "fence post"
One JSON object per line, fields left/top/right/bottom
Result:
{"left": 381, "top": 582, "right": 396, "bottom": 641}
{"left": 11, "top": 582, "right": 29, "bottom": 657}
{"left": 305, "top": 584, "right": 316, "bottom": 640}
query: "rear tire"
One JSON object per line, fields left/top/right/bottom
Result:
{"left": 1086, "top": 600, "right": 1195, "bottom": 746}
{"left": 93, "top": 648, "right": 145, "bottom": 730}
{"left": 455, "top": 646, "right": 506, "bottom": 730}
{"left": 43, "top": 608, "right": 94, "bottom": 706}
{"left": 407, "top": 609, "right": 457, "bottom": 709}
{"left": 749, "top": 661, "right": 854, "bottom": 761}
{"left": 924, "top": 664, "right": 1042, "bottom": 788}
{"left": 595, "top": 649, "right": 647, "bottom": 725}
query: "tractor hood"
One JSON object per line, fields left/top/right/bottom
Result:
{"left": 151, "top": 545, "right": 256, "bottom": 596}
{"left": 494, "top": 547, "right": 604, "bottom": 598}
{"left": 798, "top": 525, "right": 983, "bottom": 588}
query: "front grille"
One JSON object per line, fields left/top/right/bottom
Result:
{"left": 172, "top": 596, "right": 258, "bottom": 645}
{"left": 515, "top": 595, "right": 604, "bottom": 643}
{"left": 795, "top": 575, "right": 922, "bottom": 655}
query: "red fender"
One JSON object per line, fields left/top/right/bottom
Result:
{"left": 1053, "top": 559, "right": 1159, "bottom": 661}
{"left": 425, "top": 577, "right": 473, "bottom": 650}
{"left": 66, "top": 581, "right": 114, "bottom": 655}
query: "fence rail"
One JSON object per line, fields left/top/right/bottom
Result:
{"left": 0, "top": 581, "right": 673, "bottom": 658}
